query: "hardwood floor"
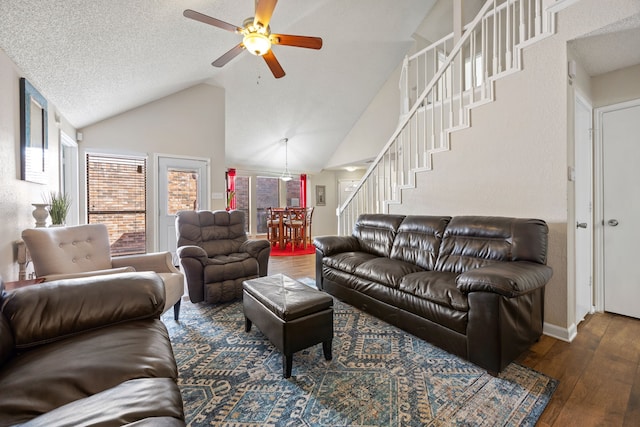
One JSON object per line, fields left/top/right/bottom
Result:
{"left": 269, "top": 254, "right": 640, "bottom": 427}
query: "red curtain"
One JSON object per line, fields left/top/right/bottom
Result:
{"left": 227, "top": 168, "right": 236, "bottom": 209}
{"left": 300, "top": 174, "right": 307, "bottom": 207}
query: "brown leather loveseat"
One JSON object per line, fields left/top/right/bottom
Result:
{"left": 314, "top": 214, "right": 553, "bottom": 373}
{"left": 0, "top": 272, "right": 185, "bottom": 426}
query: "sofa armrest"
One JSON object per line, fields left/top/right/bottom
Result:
{"left": 42, "top": 266, "right": 135, "bottom": 282}
{"left": 313, "top": 236, "right": 360, "bottom": 256}
{"left": 456, "top": 261, "right": 553, "bottom": 297}
{"left": 112, "top": 251, "right": 180, "bottom": 274}
{"left": 1, "top": 272, "right": 165, "bottom": 349}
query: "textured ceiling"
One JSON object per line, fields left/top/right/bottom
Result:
{"left": 0, "top": 0, "right": 437, "bottom": 174}
{"left": 569, "top": 13, "right": 640, "bottom": 76}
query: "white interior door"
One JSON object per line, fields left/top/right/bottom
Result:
{"left": 603, "top": 101, "right": 640, "bottom": 319}
{"left": 574, "top": 94, "right": 593, "bottom": 324}
{"left": 158, "top": 156, "right": 209, "bottom": 265}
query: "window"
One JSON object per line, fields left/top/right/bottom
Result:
{"left": 285, "top": 179, "right": 301, "bottom": 207}
{"left": 167, "top": 169, "right": 199, "bottom": 213}
{"left": 235, "top": 176, "right": 250, "bottom": 232}
{"left": 256, "top": 177, "right": 279, "bottom": 234}
{"left": 86, "top": 153, "right": 146, "bottom": 256}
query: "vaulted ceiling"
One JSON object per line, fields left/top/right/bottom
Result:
{"left": 0, "top": 0, "right": 438, "bottom": 174}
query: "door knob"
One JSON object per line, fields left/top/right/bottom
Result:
{"left": 607, "top": 219, "right": 619, "bottom": 226}
{"left": 576, "top": 222, "right": 587, "bottom": 229}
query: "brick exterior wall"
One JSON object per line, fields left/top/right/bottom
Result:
{"left": 168, "top": 170, "right": 199, "bottom": 213}
{"left": 87, "top": 155, "right": 146, "bottom": 256}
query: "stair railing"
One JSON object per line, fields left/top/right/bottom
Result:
{"left": 337, "top": 0, "right": 553, "bottom": 235}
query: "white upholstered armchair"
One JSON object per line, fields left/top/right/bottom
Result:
{"left": 21, "top": 224, "right": 184, "bottom": 320}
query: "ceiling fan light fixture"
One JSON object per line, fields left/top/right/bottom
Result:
{"left": 243, "top": 31, "right": 271, "bottom": 56}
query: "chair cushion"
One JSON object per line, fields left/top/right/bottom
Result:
{"left": 22, "top": 224, "right": 113, "bottom": 276}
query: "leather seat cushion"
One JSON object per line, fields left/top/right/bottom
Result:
{"left": 0, "top": 319, "right": 177, "bottom": 425}
{"left": 14, "top": 378, "right": 183, "bottom": 427}
{"left": 243, "top": 275, "right": 332, "bottom": 321}
{"left": 353, "top": 258, "right": 424, "bottom": 289}
{"left": 322, "top": 252, "right": 379, "bottom": 274}
{"left": 323, "top": 268, "right": 468, "bottom": 334}
{"left": 399, "top": 271, "right": 469, "bottom": 312}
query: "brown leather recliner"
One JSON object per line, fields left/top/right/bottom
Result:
{"left": 176, "top": 210, "right": 270, "bottom": 304}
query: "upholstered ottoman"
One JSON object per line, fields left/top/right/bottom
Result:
{"left": 242, "top": 274, "right": 333, "bottom": 378}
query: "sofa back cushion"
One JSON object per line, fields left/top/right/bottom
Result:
{"left": 353, "top": 214, "right": 405, "bottom": 257}
{"left": 435, "top": 216, "right": 549, "bottom": 273}
{"left": 176, "top": 210, "right": 248, "bottom": 257}
{"left": 390, "top": 216, "right": 451, "bottom": 270}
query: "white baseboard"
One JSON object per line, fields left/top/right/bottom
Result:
{"left": 543, "top": 321, "right": 577, "bottom": 342}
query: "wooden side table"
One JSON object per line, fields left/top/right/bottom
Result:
{"left": 4, "top": 278, "right": 45, "bottom": 291}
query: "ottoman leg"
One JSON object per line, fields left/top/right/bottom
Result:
{"left": 245, "top": 316, "right": 252, "bottom": 332}
{"left": 283, "top": 353, "right": 293, "bottom": 378}
{"left": 323, "top": 340, "right": 333, "bottom": 360}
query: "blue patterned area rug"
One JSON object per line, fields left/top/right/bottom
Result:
{"left": 163, "top": 291, "right": 556, "bottom": 426}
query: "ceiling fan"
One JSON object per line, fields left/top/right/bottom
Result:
{"left": 184, "top": 0, "right": 323, "bottom": 79}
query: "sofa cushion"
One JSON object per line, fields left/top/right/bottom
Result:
{"left": 435, "top": 216, "right": 549, "bottom": 274}
{"left": 353, "top": 258, "right": 424, "bottom": 289}
{"left": 322, "top": 252, "right": 379, "bottom": 274}
{"left": 15, "top": 378, "right": 184, "bottom": 427}
{"left": 352, "top": 214, "right": 405, "bottom": 257}
{"left": 0, "top": 313, "right": 13, "bottom": 367}
{"left": 399, "top": 271, "right": 468, "bottom": 311}
{"left": 0, "top": 319, "right": 177, "bottom": 425}
{"left": 390, "top": 216, "right": 451, "bottom": 270}
{"left": 2, "top": 273, "right": 164, "bottom": 349}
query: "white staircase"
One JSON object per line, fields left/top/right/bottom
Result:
{"left": 337, "top": 0, "right": 570, "bottom": 234}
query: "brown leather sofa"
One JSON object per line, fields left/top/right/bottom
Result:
{"left": 314, "top": 214, "right": 553, "bottom": 373}
{"left": 176, "top": 210, "right": 270, "bottom": 304}
{"left": 0, "top": 272, "right": 185, "bottom": 426}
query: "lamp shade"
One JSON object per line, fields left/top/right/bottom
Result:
{"left": 243, "top": 32, "right": 271, "bottom": 56}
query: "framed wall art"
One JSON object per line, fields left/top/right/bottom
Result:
{"left": 20, "top": 77, "right": 48, "bottom": 184}
{"left": 315, "top": 185, "right": 326, "bottom": 206}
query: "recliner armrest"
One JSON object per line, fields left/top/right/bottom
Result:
{"left": 1, "top": 272, "right": 165, "bottom": 349}
{"left": 456, "top": 261, "right": 553, "bottom": 297}
{"left": 176, "top": 245, "right": 208, "bottom": 265}
{"left": 112, "top": 251, "right": 180, "bottom": 274}
{"left": 313, "top": 236, "right": 361, "bottom": 256}
{"left": 240, "top": 239, "right": 270, "bottom": 259}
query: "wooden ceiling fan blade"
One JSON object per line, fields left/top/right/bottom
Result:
{"left": 254, "top": 0, "right": 278, "bottom": 28}
{"left": 212, "top": 44, "right": 246, "bottom": 67}
{"left": 263, "top": 50, "right": 285, "bottom": 79}
{"left": 184, "top": 9, "right": 242, "bottom": 33}
{"left": 271, "top": 34, "right": 323, "bottom": 50}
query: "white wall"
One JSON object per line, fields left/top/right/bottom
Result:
{"left": 592, "top": 63, "right": 640, "bottom": 108}
{"left": 79, "top": 83, "right": 225, "bottom": 251}
{"left": 326, "top": 62, "right": 404, "bottom": 169}
{"left": 0, "top": 48, "right": 75, "bottom": 281}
